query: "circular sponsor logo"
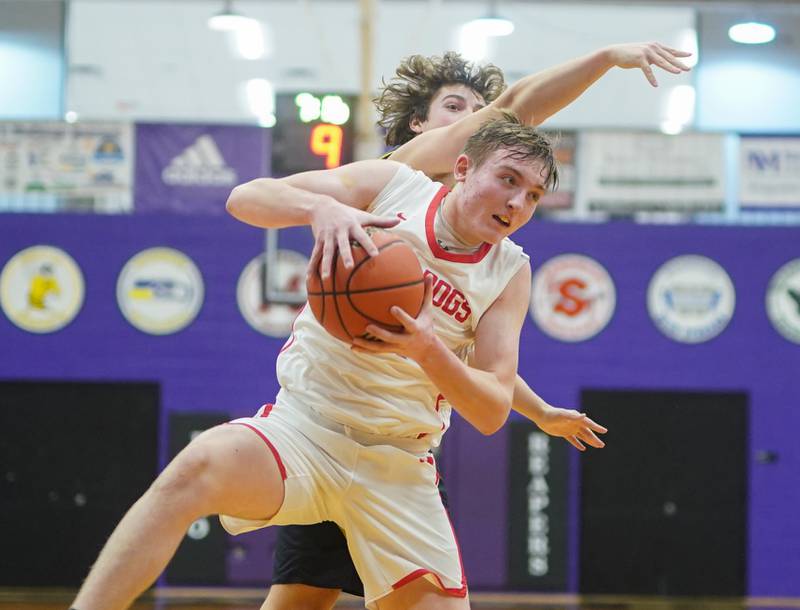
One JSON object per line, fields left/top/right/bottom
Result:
{"left": 765, "top": 258, "right": 800, "bottom": 344}
{"left": 530, "top": 254, "right": 616, "bottom": 342}
{"left": 117, "top": 247, "right": 204, "bottom": 335}
{"left": 237, "top": 250, "right": 307, "bottom": 337}
{"left": 0, "top": 245, "right": 85, "bottom": 333}
{"left": 187, "top": 517, "right": 210, "bottom": 540}
{"left": 647, "top": 255, "right": 735, "bottom": 344}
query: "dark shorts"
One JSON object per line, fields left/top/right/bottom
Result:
{"left": 271, "top": 477, "right": 450, "bottom": 596}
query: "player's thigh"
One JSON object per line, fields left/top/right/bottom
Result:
{"left": 376, "top": 577, "right": 469, "bottom": 610}
{"left": 261, "top": 583, "right": 341, "bottom": 610}
{"left": 157, "top": 423, "right": 285, "bottom": 520}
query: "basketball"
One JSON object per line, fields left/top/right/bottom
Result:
{"left": 306, "top": 229, "right": 425, "bottom": 343}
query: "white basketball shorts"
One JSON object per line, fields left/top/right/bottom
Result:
{"left": 219, "top": 399, "right": 467, "bottom": 608}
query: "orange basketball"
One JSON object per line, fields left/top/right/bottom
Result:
{"left": 306, "top": 229, "right": 425, "bottom": 343}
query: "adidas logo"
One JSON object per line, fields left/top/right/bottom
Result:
{"left": 162, "top": 135, "right": 237, "bottom": 187}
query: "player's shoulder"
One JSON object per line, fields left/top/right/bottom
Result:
{"left": 499, "top": 236, "right": 529, "bottom": 259}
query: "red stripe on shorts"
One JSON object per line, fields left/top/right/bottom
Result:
{"left": 392, "top": 568, "right": 467, "bottom": 597}
{"left": 227, "top": 422, "right": 287, "bottom": 481}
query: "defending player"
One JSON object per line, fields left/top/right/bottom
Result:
{"left": 264, "top": 41, "right": 690, "bottom": 610}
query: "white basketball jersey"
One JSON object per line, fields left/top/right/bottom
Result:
{"left": 276, "top": 164, "right": 529, "bottom": 447}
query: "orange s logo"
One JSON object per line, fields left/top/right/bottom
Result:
{"left": 554, "top": 278, "right": 589, "bottom": 317}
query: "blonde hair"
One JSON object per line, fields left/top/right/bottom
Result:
{"left": 463, "top": 112, "right": 559, "bottom": 191}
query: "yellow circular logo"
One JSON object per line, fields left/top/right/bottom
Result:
{"left": 116, "top": 247, "right": 204, "bottom": 335}
{"left": 0, "top": 245, "right": 85, "bottom": 333}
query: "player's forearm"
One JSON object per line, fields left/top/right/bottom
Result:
{"left": 495, "top": 47, "right": 615, "bottom": 126}
{"left": 511, "top": 374, "right": 554, "bottom": 426}
{"left": 226, "top": 178, "right": 334, "bottom": 229}
{"left": 417, "top": 337, "right": 512, "bottom": 435}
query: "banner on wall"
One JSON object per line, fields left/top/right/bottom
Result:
{"left": 507, "top": 422, "right": 568, "bottom": 590}
{"left": 739, "top": 136, "right": 800, "bottom": 208}
{"left": 647, "top": 255, "right": 735, "bottom": 344}
{"left": 0, "top": 245, "right": 85, "bottom": 334}
{"left": 0, "top": 122, "right": 133, "bottom": 212}
{"left": 529, "top": 254, "right": 616, "bottom": 343}
{"left": 135, "top": 124, "right": 269, "bottom": 214}
{"left": 578, "top": 131, "right": 726, "bottom": 213}
{"left": 538, "top": 132, "right": 576, "bottom": 210}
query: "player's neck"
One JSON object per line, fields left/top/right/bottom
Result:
{"left": 436, "top": 192, "right": 481, "bottom": 253}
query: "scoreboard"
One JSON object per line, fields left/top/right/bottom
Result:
{"left": 271, "top": 92, "right": 356, "bottom": 177}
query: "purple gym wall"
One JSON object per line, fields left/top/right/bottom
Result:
{"left": 0, "top": 214, "right": 797, "bottom": 595}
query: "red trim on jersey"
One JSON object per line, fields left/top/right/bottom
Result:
{"left": 227, "top": 422, "right": 287, "bottom": 481}
{"left": 279, "top": 304, "right": 307, "bottom": 354}
{"left": 259, "top": 404, "right": 274, "bottom": 418}
{"left": 425, "top": 186, "right": 492, "bottom": 264}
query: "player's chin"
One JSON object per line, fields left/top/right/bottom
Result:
{"left": 484, "top": 226, "right": 511, "bottom": 243}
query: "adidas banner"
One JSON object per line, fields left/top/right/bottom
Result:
{"left": 134, "top": 124, "right": 270, "bottom": 214}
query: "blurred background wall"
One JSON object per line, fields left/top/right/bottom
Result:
{"left": 1, "top": 0, "right": 799, "bottom": 599}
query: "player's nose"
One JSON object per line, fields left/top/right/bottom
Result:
{"left": 507, "top": 191, "right": 526, "bottom": 210}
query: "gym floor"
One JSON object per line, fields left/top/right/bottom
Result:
{"left": 3, "top": 589, "right": 800, "bottom": 610}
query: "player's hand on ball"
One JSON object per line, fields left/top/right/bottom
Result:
{"left": 536, "top": 406, "right": 608, "bottom": 451}
{"left": 605, "top": 41, "right": 692, "bottom": 87}
{"left": 309, "top": 201, "right": 400, "bottom": 279}
{"left": 351, "top": 275, "right": 436, "bottom": 360}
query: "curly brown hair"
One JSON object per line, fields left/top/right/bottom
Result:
{"left": 374, "top": 52, "right": 507, "bottom": 147}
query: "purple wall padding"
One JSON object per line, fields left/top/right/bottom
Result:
{"left": 1, "top": 214, "right": 797, "bottom": 594}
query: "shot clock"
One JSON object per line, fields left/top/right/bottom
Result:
{"left": 271, "top": 92, "right": 356, "bottom": 176}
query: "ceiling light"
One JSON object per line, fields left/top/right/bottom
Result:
{"left": 463, "top": 15, "right": 514, "bottom": 37}
{"left": 463, "top": 0, "right": 514, "bottom": 39}
{"left": 728, "top": 22, "right": 776, "bottom": 45}
{"left": 245, "top": 78, "right": 275, "bottom": 127}
{"left": 208, "top": 1, "right": 258, "bottom": 32}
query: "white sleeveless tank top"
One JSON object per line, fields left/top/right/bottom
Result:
{"left": 275, "top": 164, "right": 529, "bottom": 447}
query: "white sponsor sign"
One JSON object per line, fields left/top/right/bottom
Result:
{"left": 0, "top": 122, "right": 133, "bottom": 212}
{"left": 530, "top": 254, "right": 616, "bottom": 342}
{"left": 579, "top": 131, "right": 725, "bottom": 213}
{"left": 0, "top": 245, "right": 85, "bottom": 333}
{"left": 539, "top": 132, "right": 576, "bottom": 210}
{"left": 740, "top": 137, "right": 800, "bottom": 208}
{"left": 647, "top": 255, "right": 735, "bottom": 344}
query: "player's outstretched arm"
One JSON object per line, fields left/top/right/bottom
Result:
{"left": 511, "top": 376, "right": 607, "bottom": 451}
{"left": 226, "top": 160, "right": 401, "bottom": 277}
{"left": 389, "top": 42, "right": 691, "bottom": 178}
{"left": 501, "top": 42, "right": 692, "bottom": 126}
{"left": 353, "top": 265, "right": 531, "bottom": 435}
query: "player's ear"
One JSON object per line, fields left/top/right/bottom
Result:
{"left": 453, "top": 154, "right": 470, "bottom": 183}
{"left": 409, "top": 116, "right": 425, "bottom": 135}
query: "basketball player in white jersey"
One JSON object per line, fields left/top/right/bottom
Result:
{"left": 265, "top": 41, "right": 691, "bottom": 610}
{"left": 71, "top": 114, "right": 556, "bottom": 610}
